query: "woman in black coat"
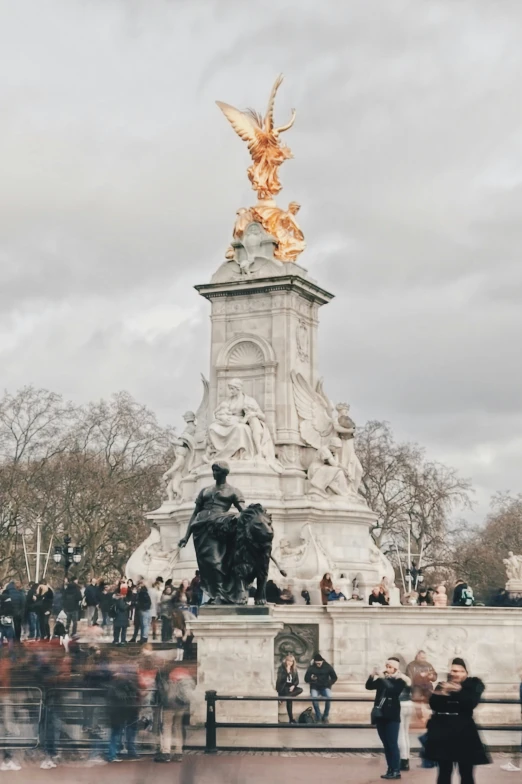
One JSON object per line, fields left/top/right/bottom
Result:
{"left": 275, "top": 654, "right": 303, "bottom": 723}
{"left": 424, "top": 658, "right": 490, "bottom": 784}
{"left": 366, "top": 657, "right": 409, "bottom": 780}
{"left": 35, "top": 583, "right": 54, "bottom": 641}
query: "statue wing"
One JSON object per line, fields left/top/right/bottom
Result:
{"left": 215, "top": 101, "right": 262, "bottom": 153}
{"left": 264, "top": 73, "right": 284, "bottom": 133}
{"left": 291, "top": 371, "right": 334, "bottom": 450}
{"left": 315, "top": 378, "right": 334, "bottom": 417}
{"left": 195, "top": 374, "right": 210, "bottom": 448}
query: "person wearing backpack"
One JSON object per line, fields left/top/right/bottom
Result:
{"left": 453, "top": 580, "right": 474, "bottom": 607}
{"left": 305, "top": 652, "right": 338, "bottom": 723}
{"left": 155, "top": 665, "right": 195, "bottom": 763}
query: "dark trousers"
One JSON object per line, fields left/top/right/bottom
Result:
{"left": 131, "top": 610, "right": 140, "bottom": 641}
{"left": 38, "top": 611, "right": 50, "bottom": 640}
{"left": 437, "top": 761, "right": 475, "bottom": 784}
{"left": 13, "top": 616, "right": 22, "bottom": 642}
{"left": 66, "top": 610, "right": 79, "bottom": 635}
{"left": 113, "top": 625, "right": 127, "bottom": 644}
{"left": 376, "top": 719, "right": 401, "bottom": 772}
{"left": 161, "top": 617, "right": 173, "bottom": 642}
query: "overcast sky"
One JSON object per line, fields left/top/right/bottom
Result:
{"left": 1, "top": 0, "right": 521, "bottom": 522}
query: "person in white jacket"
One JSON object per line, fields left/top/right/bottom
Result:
{"left": 149, "top": 579, "right": 164, "bottom": 641}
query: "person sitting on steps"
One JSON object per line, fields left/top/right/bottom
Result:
{"left": 305, "top": 652, "right": 337, "bottom": 723}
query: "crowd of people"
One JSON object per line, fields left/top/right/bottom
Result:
{"left": 0, "top": 572, "right": 205, "bottom": 770}
{"left": 264, "top": 573, "right": 481, "bottom": 608}
{"left": 0, "top": 636, "right": 195, "bottom": 770}
{"left": 0, "top": 571, "right": 203, "bottom": 650}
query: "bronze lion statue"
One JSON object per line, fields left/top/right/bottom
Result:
{"left": 233, "top": 503, "right": 286, "bottom": 605}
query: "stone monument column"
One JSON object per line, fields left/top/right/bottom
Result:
{"left": 195, "top": 269, "right": 333, "bottom": 483}
{"left": 189, "top": 608, "right": 284, "bottom": 723}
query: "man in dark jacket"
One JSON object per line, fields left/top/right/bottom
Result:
{"left": 4, "top": 581, "right": 25, "bottom": 642}
{"left": 25, "top": 582, "right": 40, "bottom": 640}
{"left": 112, "top": 588, "right": 130, "bottom": 646}
{"left": 63, "top": 577, "right": 83, "bottom": 635}
{"left": 0, "top": 588, "right": 15, "bottom": 646}
{"left": 305, "top": 652, "right": 338, "bottom": 723}
{"left": 84, "top": 578, "right": 101, "bottom": 626}
{"left": 136, "top": 583, "right": 152, "bottom": 644}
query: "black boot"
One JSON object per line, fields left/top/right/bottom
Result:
{"left": 381, "top": 768, "right": 392, "bottom": 779}
{"left": 400, "top": 760, "right": 410, "bottom": 771}
{"left": 382, "top": 772, "right": 401, "bottom": 780}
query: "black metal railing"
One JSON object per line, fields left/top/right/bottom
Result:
{"left": 204, "top": 691, "right": 522, "bottom": 754}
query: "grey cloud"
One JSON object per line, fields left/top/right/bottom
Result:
{"left": 2, "top": 0, "right": 522, "bottom": 523}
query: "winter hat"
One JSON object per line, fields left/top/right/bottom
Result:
{"left": 313, "top": 652, "right": 324, "bottom": 662}
{"left": 452, "top": 657, "right": 467, "bottom": 671}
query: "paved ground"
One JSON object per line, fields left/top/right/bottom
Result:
{"left": 4, "top": 753, "right": 522, "bottom": 784}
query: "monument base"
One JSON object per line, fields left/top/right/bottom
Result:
{"left": 188, "top": 606, "right": 283, "bottom": 723}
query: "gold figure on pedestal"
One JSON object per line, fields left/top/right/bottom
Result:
{"left": 217, "top": 75, "right": 306, "bottom": 264}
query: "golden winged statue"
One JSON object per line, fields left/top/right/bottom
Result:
{"left": 218, "top": 75, "right": 306, "bottom": 264}
{"left": 216, "top": 74, "right": 296, "bottom": 201}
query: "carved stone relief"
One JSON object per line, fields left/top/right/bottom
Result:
{"left": 274, "top": 623, "right": 319, "bottom": 668}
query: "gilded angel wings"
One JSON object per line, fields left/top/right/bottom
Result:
{"left": 291, "top": 371, "right": 339, "bottom": 450}
{"left": 216, "top": 74, "right": 296, "bottom": 200}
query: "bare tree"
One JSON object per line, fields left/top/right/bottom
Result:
{"left": 453, "top": 492, "right": 522, "bottom": 600}
{"left": 0, "top": 388, "right": 175, "bottom": 582}
{"left": 0, "top": 387, "right": 75, "bottom": 576}
{"left": 356, "top": 421, "right": 473, "bottom": 579}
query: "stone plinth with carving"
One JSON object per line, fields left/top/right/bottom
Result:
{"left": 188, "top": 607, "right": 283, "bottom": 723}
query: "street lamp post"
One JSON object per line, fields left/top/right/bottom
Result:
{"left": 53, "top": 535, "right": 82, "bottom": 580}
{"left": 406, "top": 562, "right": 424, "bottom": 591}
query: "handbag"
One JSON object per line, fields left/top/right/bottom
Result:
{"left": 0, "top": 615, "right": 13, "bottom": 626}
{"left": 371, "top": 696, "right": 386, "bottom": 725}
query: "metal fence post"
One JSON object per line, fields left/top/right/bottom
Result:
{"left": 205, "top": 690, "right": 217, "bottom": 754}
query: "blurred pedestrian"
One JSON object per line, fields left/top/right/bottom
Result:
{"left": 155, "top": 665, "right": 195, "bottom": 763}
{"left": 424, "top": 658, "right": 490, "bottom": 784}
{"left": 106, "top": 670, "right": 140, "bottom": 761}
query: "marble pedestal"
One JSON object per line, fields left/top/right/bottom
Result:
{"left": 188, "top": 606, "right": 283, "bottom": 724}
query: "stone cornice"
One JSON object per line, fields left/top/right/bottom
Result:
{"left": 195, "top": 274, "right": 334, "bottom": 307}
